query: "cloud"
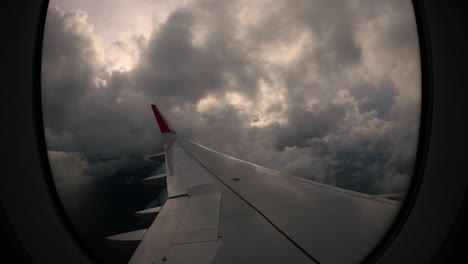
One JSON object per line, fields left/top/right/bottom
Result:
{"left": 48, "top": 151, "right": 89, "bottom": 183}
{"left": 42, "top": 1, "right": 420, "bottom": 194}
{"left": 42, "top": 7, "right": 161, "bottom": 173}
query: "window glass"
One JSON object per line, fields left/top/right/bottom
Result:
{"left": 42, "top": 0, "right": 420, "bottom": 263}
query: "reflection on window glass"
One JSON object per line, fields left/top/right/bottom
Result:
{"left": 42, "top": 0, "right": 420, "bottom": 263}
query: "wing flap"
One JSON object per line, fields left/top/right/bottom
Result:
{"left": 130, "top": 193, "right": 222, "bottom": 264}
{"left": 173, "top": 192, "right": 221, "bottom": 244}
{"left": 165, "top": 241, "right": 221, "bottom": 264}
{"left": 129, "top": 196, "right": 189, "bottom": 264}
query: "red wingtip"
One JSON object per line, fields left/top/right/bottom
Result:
{"left": 151, "top": 104, "right": 173, "bottom": 134}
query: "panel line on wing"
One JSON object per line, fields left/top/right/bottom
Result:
{"left": 176, "top": 139, "right": 320, "bottom": 264}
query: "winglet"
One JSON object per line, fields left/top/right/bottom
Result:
{"left": 151, "top": 104, "right": 174, "bottom": 134}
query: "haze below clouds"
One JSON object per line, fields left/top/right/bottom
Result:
{"left": 43, "top": 0, "right": 420, "bottom": 195}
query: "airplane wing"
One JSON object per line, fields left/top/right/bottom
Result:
{"left": 107, "top": 104, "right": 401, "bottom": 264}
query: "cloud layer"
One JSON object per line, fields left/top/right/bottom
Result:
{"left": 43, "top": 0, "right": 420, "bottom": 195}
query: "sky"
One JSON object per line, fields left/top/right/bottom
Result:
{"left": 42, "top": 0, "right": 421, "bottom": 195}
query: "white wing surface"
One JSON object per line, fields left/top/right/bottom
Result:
{"left": 108, "top": 104, "right": 400, "bottom": 264}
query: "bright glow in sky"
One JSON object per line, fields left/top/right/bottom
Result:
{"left": 50, "top": 0, "right": 192, "bottom": 71}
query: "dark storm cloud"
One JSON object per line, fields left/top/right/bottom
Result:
{"left": 42, "top": 1, "right": 420, "bottom": 194}
{"left": 296, "top": 0, "right": 362, "bottom": 66}
{"left": 134, "top": 5, "right": 266, "bottom": 109}
{"left": 350, "top": 78, "right": 397, "bottom": 118}
{"left": 274, "top": 101, "right": 348, "bottom": 150}
{"left": 42, "top": 8, "right": 98, "bottom": 133}
{"left": 244, "top": 0, "right": 362, "bottom": 65}
{"left": 42, "top": 7, "right": 161, "bottom": 171}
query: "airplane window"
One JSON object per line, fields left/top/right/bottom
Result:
{"left": 41, "top": 0, "right": 421, "bottom": 263}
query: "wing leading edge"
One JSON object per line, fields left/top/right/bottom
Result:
{"left": 109, "top": 105, "right": 401, "bottom": 264}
